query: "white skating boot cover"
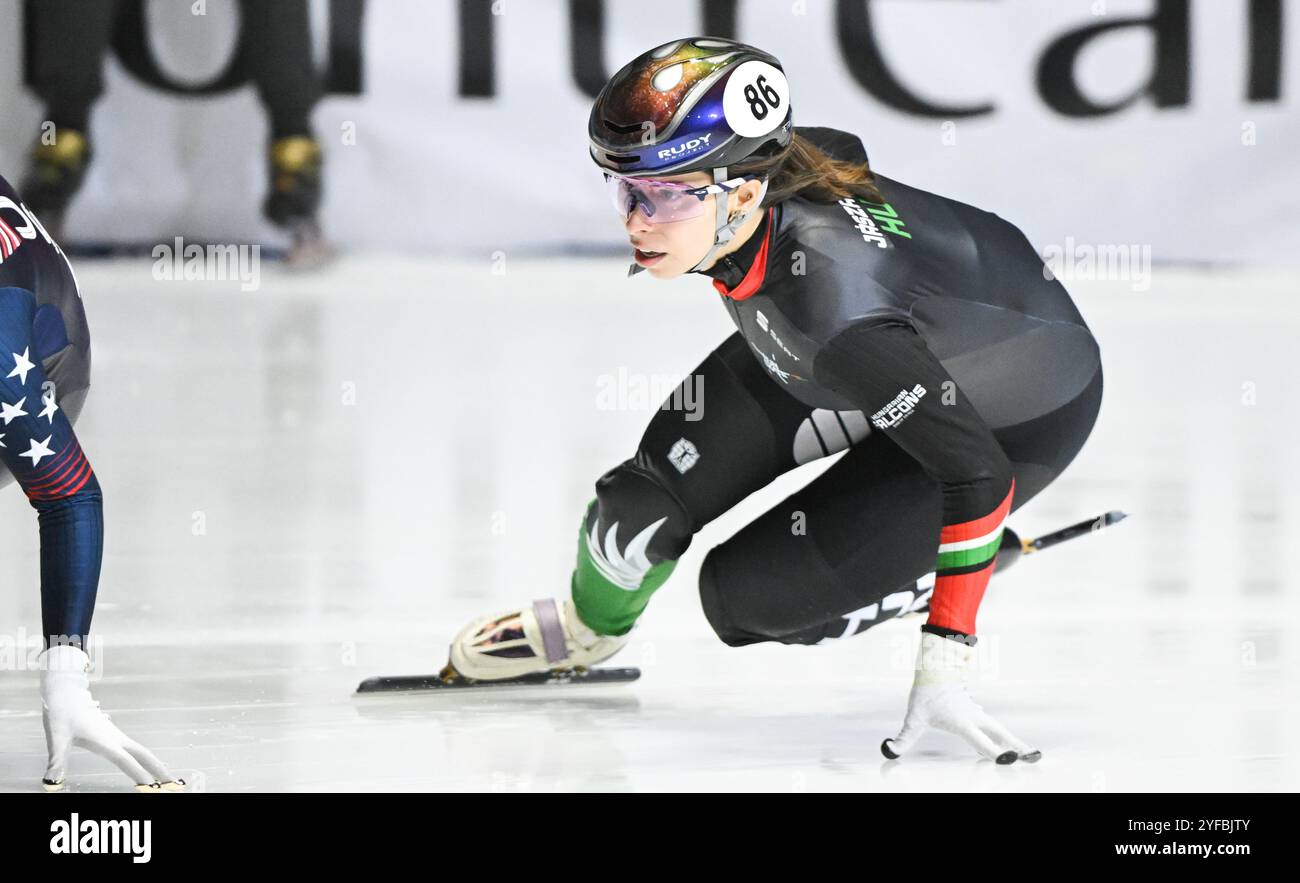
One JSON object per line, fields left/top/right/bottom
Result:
{"left": 40, "top": 644, "right": 184, "bottom": 792}
{"left": 449, "top": 598, "right": 631, "bottom": 680}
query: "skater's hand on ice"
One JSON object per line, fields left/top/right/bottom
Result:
{"left": 39, "top": 645, "right": 186, "bottom": 793}
{"left": 881, "top": 631, "right": 1041, "bottom": 765}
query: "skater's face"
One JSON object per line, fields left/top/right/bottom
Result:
{"left": 616, "top": 171, "right": 765, "bottom": 279}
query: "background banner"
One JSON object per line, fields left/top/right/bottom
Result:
{"left": 0, "top": 0, "right": 1295, "bottom": 261}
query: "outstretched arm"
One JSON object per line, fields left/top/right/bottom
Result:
{"left": 815, "top": 316, "right": 1036, "bottom": 763}
{"left": 815, "top": 317, "right": 1015, "bottom": 640}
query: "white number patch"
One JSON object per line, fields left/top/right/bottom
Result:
{"left": 722, "top": 60, "right": 789, "bottom": 138}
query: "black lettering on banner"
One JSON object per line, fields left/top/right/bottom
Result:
{"left": 109, "top": 0, "right": 244, "bottom": 95}
{"left": 464, "top": 0, "right": 739, "bottom": 99}
{"left": 1248, "top": 0, "right": 1283, "bottom": 101}
{"left": 21, "top": 0, "right": 365, "bottom": 97}
{"left": 19, "top": 0, "right": 1286, "bottom": 111}
{"left": 569, "top": 0, "right": 607, "bottom": 99}
{"left": 324, "top": 0, "right": 366, "bottom": 94}
{"left": 459, "top": 0, "right": 495, "bottom": 97}
{"left": 1036, "top": 0, "right": 1189, "bottom": 116}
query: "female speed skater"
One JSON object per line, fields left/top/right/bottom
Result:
{"left": 446, "top": 37, "right": 1103, "bottom": 764}
{"left": 0, "top": 174, "right": 183, "bottom": 791}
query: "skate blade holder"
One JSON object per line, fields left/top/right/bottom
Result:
{"left": 353, "top": 665, "right": 641, "bottom": 694}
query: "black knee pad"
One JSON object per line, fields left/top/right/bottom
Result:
{"left": 588, "top": 454, "right": 695, "bottom": 567}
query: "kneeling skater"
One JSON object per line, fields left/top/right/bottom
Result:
{"left": 450, "top": 38, "right": 1103, "bottom": 764}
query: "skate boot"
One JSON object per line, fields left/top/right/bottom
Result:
{"left": 21, "top": 128, "right": 90, "bottom": 242}
{"left": 444, "top": 598, "right": 632, "bottom": 683}
{"left": 262, "top": 135, "right": 334, "bottom": 268}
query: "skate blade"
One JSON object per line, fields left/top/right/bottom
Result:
{"left": 353, "top": 665, "right": 641, "bottom": 694}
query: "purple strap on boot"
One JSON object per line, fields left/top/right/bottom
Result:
{"left": 532, "top": 600, "right": 569, "bottom": 664}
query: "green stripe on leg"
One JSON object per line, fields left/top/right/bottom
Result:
{"left": 570, "top": 500, "right": 677, "bottom": 637}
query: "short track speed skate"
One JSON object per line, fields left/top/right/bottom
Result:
{"left": 355, "top": 598, "right": 639, "bottom": 694}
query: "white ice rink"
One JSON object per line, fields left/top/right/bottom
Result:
{"left": 0, "top": 254, "right": 1296, "bottom": 792}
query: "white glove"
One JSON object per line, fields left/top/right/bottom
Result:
{"left": 40, "top": 645, "right": 186, "bottom": 792}
{"left": 881, "top": 631, "right": 1041, "bottom": 764}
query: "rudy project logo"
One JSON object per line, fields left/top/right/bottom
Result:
{"left": 837, "top": 198, "right": 912, "bottom": 248}
{"left": 657, "top": 132, "right": 712, "bottom": 161}
{"left": 870, "top": 383, "right": 926, "bottom": 429}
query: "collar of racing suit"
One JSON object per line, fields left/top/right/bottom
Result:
{"left": 691, "top": 205, "right": 774, "bottom": 301}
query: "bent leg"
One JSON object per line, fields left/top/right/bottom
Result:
{"left": 240, "top": 0, "right": 322, "bottom": 138}
{"left": 27, "top": 0, "right": 119, "bottom": 132}
{"left": 700, "top": 366, "right": 1104, "bottom": 646}
{"left": 572, "top": 332, "right": 857, "bottom": 635}
{"left": 0, "top": 287, "right": 102, "bottom": 647}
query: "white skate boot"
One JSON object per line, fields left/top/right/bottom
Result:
{"left": 446, "top": 598, "right": 632, "bottom": 682}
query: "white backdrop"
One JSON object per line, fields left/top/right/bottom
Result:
{"left": 0, "top": 0, "right": 1296, "bottom": 262}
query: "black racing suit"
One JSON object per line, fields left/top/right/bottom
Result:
{"left": 575, "top": 126, "right": 1102, "bottom": 647}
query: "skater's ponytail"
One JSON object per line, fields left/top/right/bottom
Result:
{"left": 730, "top": 132, "right": 884, "bottom": 207}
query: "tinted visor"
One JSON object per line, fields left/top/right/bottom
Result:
{"left": 605, "top": 173, "right": 711, "bottom": 225}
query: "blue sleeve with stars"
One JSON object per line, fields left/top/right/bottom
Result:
{"left": 0, "top": 286, "right": 102, "bottom": 647}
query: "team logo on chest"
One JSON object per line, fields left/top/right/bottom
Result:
{"left": 837, "top": 197, "right": 912, "bottom": 249}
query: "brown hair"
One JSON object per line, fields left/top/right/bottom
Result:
{"left": 730, "top": 132, "right": 884, "bottom": 207}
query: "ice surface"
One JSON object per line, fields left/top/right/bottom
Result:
{"left": 0, "top": 255, "right": 1295, "bottom": 791}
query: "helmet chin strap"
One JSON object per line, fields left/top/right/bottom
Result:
{"left": 687, "top": 167, "right": 769, "bottom": 274}
{"left": 627, "top": 167, "right": 769, "bottom": 277}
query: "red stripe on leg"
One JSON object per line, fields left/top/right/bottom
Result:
{"left": 926, "top": 560, "right": 995, "bottom": 636}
